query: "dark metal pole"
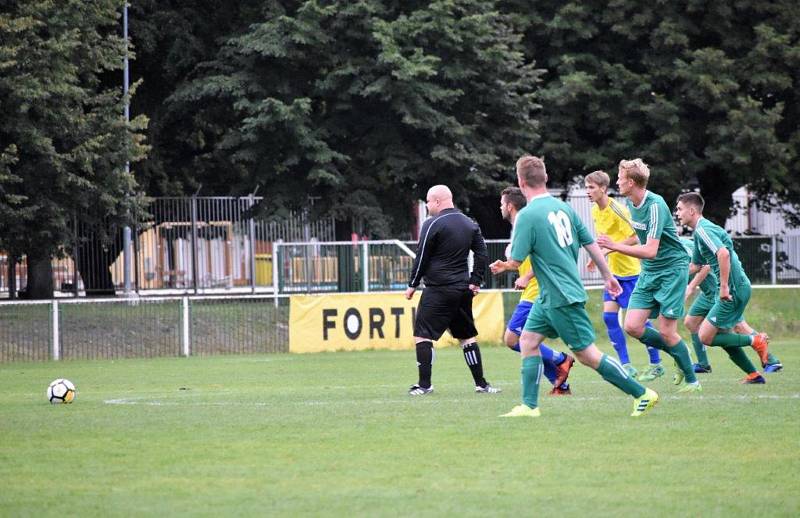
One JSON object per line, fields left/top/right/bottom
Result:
{"left": 122, "top": 2, "right": 133, "bottom": 295}
{"left": 191, "top": 196, "right": 199, "bottom": 294}
{"left": 248, "top": 194, "right": 257, "bottom": 293}
{"left": 73, "top": 216, "right": 79, "bottom": 297}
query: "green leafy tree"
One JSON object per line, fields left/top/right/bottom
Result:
{"left": 508, "top": 0, "right": 799, "bottom": 226}
{"left": 128, "top": 0, "right": 262, "bottom": 196}
{"left": 160, "top": 0, "right": 541, "bottom": 236}
{"left": 0, "top": 0, "right": 148, "bottom": 298}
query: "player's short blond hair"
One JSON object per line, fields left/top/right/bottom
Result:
{"left": 585, "top": 170, "right": 610, "bottom": 189}
{"left": 618, "top": 158, "right": 650, "bottom": 188}
{"left": 516, "top": 155, "right": 547, "bottom": 187}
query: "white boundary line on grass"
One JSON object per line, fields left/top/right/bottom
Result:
{"left": 104, "top": 393, "right": 800, "bottom": 406}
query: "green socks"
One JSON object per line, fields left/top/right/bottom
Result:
{"left": 640, "top": 326, "right": 670, "bottom": 350}
{"left": 597, "top": 354, "right": 646, "bottom": 398}
{"left": 641, "top": 328, "right": 697, "bottom": 383}
{"left": 691, "top": 333, "right": 710, "bottom": 367}
{"left": 710, "top": 332, "right": 753, "bottom": 348}
{"left": 666, "top": 340, "right": 698, "bottom": 383}
{"left": 521, "top": 355, "right": 542, "bottom": 409}
{"left": 725, "top": 347, "right": 758, "bottom": 374}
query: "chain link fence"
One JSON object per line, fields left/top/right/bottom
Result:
{"left": 0, "top": 295, "right": 289, "bottom": 362}
{"left": 2, "top": 232, "right": 798, "bottom": 363}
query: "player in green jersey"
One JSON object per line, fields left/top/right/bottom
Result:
{"left": 680, "top": 237, "right": 717, "bottom": 372}
{"left": 596, "top": 159, "right": 700, "bottom": 393}
{"left": 681, "top": 237, "right": 783, "bottom": 374}
{"left": 499, "top": 155, "right": 658, "bottom": 418}
{"left": 675, "top": 193, "right": 771, "bottom": 384}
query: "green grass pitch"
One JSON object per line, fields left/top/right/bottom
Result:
{"left": 1, "top": 339, "right": 798, "bottom": 516}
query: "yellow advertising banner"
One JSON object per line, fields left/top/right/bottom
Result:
{"left": 289, "top": 291, "right": 504, "bottom": 353}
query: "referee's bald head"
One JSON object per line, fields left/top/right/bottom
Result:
{"left": 426, "top": 185, "right": 454, "bottom": 216}
{"left": 428, "top": 185, "right": 452, "bottom": 201}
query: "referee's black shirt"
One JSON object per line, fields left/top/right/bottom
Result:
{"left": 407, "top": 208, "right": 488, "bottom": 288}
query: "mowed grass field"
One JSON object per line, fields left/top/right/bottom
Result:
{"left": 1, "top": 340, "right": 799, "bottom": 516}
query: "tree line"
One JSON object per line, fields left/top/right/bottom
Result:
{"left": 2, "top": 0, "right": 798, "bottom": 297}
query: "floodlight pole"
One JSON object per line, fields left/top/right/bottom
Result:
{"left": 122, "top": 2, "right": 133, "bottom": 295}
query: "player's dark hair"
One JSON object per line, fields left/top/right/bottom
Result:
{"left": 677, "top": 192, "right": 705, "bottom": 212}
{"left": 501, "top": 186, "right": 527, "bottom": 211}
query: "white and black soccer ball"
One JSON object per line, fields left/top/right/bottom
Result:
{"left": 47, "top": 379, "right": 76, "bottom": 404}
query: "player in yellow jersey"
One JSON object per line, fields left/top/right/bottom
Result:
{"left": 585, "top": 171, "right": 664, "bottom": 381}
{"left": 489, "top": 187, "right": 575, "bottom": 395}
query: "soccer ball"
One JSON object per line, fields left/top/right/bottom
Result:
{"left": 47, "top": 379, "right": 76, "bottom": 404}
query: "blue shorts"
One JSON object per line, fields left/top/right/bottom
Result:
{"left": 507, "top": 300, "right": 533, "bottom": 336}
{"left": 603, "top": 275, "right": 639, "bottom": 308}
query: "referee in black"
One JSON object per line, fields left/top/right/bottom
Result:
{"left": 405, "top": 184, "right": 501, "bottom": 395}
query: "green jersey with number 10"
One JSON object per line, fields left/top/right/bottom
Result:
{"left": 510, "top": 194, "right": 594, "bottom": 308}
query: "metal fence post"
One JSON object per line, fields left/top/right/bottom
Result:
{"left": 248, "top": 195, "right": 257, "bottom": 293}
{"left": 304, "top": 241, "right": 311, "bottom": 293}
{"left": 362, "top": 241, "right": 369, "bottom": 292}
{"left": 123, "top": 226, "right": 132, "bottom": 295}
{"left": 122, "top": 2, "right": 132, "bottom": 297}
{"left": 272, "top": 240, "right": 281, "bottom": 307}
{"left": 51, "top": 300, "right": 60, "bottom": 361}
{"left": 182, "top": 297, "right": 190, "bottom": 357}
{"left": 73, "top": 216, "right": 79, "bottom": 297}
{"left": 771, "top": 235, "right": 777, "bottom": 285}
{"left": 132, "top": 229, "right": 140, "bottom": 293}
{"left": 191, "top": 196, "right": 199, "bottom": 294}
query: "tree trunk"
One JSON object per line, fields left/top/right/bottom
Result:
{"left": 76, "top": 236, "right": 117, "bottom": 297}
{"left": 697, "top": 168, "right": 737, "bottom": 228}
{"left": 8, "top": 256, "right": 17, "bottom": 300}
{"left": 24, "top": 251, "right": 54, "bottom": 299}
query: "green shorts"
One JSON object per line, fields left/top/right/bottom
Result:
{"left": 687, "top": 291, "right": 716, "bottom": 318}
{"left": 629, "top": 266, "right": 689, "bottom": 320}
{"left": 707, "top": 282, "right": 751, "bottom": 329}
{"left": 524, "top": 302, "right": 596, "bottom": 352}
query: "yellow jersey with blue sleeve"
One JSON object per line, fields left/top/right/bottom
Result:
{"left": 591, "top": 198, "right": 641, "bottom": 278}
{"left": 518, "top": 256, "right": 540, "bottom": 303}
{"left": 505, "top": 239, "right": 540, "bottom": 303}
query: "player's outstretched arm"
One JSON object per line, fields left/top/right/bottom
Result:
{"left": 514, "top": 270, "right": 534, "bottom": 290}
{"left": 717, "top": 247, "right": 733, "bottom": 301}
{"left": 597, "top": 234, "right": 659, "bottom": 260}
{"left": 685, "top": 264, "right": 711, "bottom": 302}
{"left": 489, "top": 258, "right": 521, "bottom": 275}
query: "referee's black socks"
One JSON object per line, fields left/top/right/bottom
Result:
{"left": 462, "top": 342, "right": 487, "bottom": 387}
{"left": 415, "top": 340, "right": 434, "bottom": 388}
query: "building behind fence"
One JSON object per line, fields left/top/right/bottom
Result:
{"left": 2, "top": 190, "right": 799, "bottom": 299}
{"left": 1, "top": 196, "right": 335, "bottom": 297}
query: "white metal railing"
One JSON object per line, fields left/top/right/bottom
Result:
{"left": 0, "top": 294, "right": 292, "bottom": 362}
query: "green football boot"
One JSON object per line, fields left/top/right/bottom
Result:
{"left": 637, "top": 364, "right": 665, "bottom": 382}
{"left": 622, "top": 363, "right": 639, "bottom": 378}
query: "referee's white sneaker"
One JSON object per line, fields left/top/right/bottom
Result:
{"left": 475, "top": 383, "right": 502, "bottom": 394}
{"left": 408, "top": 384, "right": 434, "bottom": 396}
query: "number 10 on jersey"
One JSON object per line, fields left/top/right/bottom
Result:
{"left": 548, "top": 210, "right": 573, "bottom": 247}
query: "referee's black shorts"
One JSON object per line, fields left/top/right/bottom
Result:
{"left": 413, "top": 285, "right": 478, "bottom": 340}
